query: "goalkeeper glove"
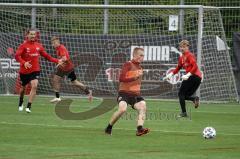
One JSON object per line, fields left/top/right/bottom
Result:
{"left": 163, "top": 72, "right": 173, "bottom": 81}
{"left": 182, "top": 72, "right": 192, "bottom": 80}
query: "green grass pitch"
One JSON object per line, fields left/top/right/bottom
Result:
{"left": 0, "top": 96, "right": 240, "bottom": 159}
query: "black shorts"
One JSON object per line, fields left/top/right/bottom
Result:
{"left": 117, "top": 92, "right": 144, "bottom": 109}
{"left": 55, "top": 69, "right": 77, "bottom": 82}
{"left": 20, "top": 71, "right": 40, "bottom": 86}
{"left": 179, "top": 75, "right": 201, "bottom": 97}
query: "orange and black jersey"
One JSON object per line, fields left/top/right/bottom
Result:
{"left": 119, "top": 60, "right": 142, "bottom": 96}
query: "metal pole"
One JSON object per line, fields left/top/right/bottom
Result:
{"left": 52, "top": 0, "right": 57, "bottom": 18}
{"left": 217, "top": 9, "right": 239, "bottom": 102}
{"left": 179, "top": 0, "right": 184, "bottom": 35}
{"left": 103, "top": 0, "right": 109, "bottom": 34}
{"left": 0, "top": 3, "right": 207, "bottom": 9}
{"left": 196, "top": 6, "right": 203, "bottom": 98}
{"left": 31, "top": 0, "right": 36, "bottom": 28}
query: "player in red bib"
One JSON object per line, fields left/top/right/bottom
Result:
{"left": 163, "top": 40, "right": 202, "bottom": 117}
{"left": 15, "top": 29, "right": 62, "bottom": 113}
{"left": 50, "top": 36, "right": 92, "bottom": 103}
{"left": 105, "top": 47, "right": 149, "bottom": 136}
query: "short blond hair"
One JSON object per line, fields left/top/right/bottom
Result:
{"left": 51, "top": 36, "right": 60, "bottom": 42}
{"left": 179, "top": 40, "right": 190, "bottom": 47}
{"left": 133, "top": 47, "right": 144, "bottom": 55}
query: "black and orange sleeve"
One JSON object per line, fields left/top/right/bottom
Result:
{"left": 119, "top": 62, "right": 138, "bottom": 82}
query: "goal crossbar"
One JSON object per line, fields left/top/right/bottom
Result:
{"left": 0, "top": 3, "right": 218, "bottom": 9}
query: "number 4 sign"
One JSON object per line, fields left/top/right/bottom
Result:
{"left": 169, "top": 15, "right": 178, "bottom": 31}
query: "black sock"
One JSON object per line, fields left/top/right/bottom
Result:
{"left": 56, "top": 92, "right": 60, "bottom": 98}
{"left": 137, "top": 125, "right": 143, "bottom": 131}
{"left": 27, "top": 102, "right": 32, "bottom": 109}
{"left": 179, "top": 95, "right": 186, "bottom": 113}
{"left": 19, "top": 97, "right": 24, "bottom": 107}
{"left": 107, "top": 124, "right": 113, "bottom": 129}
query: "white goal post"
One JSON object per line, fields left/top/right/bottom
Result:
{"left": 0, "top": 3, "right": 238, "bottom": 102}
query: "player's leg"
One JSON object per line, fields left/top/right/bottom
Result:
{"left": 133, "top": 100, "right": 150, "bottom": 136}
{"left": 26, "top": 79, "right": 38, "bottom": 113}
{"left": 105, "top": 101, "right": 128, "bottom": 135}
{"left": 178, "top": 79, "right": 193, "bottom": 117}
{"left": 50, "top": 74, "right": 62, "bottom": 103}
{"left": 185, "top": 76, "right": 201, "bottom": 108}
{"left": 69, "top": 71, "right": 92, "bottom": 102}
{"left": 18, "top": 85, "right": 26, "bottom": 111}
{"left": 18, "top": 73, "right": 29, "bottom": 111}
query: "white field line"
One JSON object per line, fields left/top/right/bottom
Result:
{"left": 0, "top": 100, "right": 239, "bottom": 114}
{"left": 1, "top": 103, "right": 239, "bottom": 115}
{"left": 1, "top": 94, "right": 238, "bottom": 104}
{"left": 1, "top": 121, "right": 240, "bottom": 136}
{"left": 0, "top": 121, "right": 82, "bottom": 128}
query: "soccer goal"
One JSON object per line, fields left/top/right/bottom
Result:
{"left": 0, "top": 3, "right": 238, "bottom": 102}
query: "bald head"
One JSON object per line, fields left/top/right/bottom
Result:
{"left": 132, "top": 47, "right": 144, "bottom": 63}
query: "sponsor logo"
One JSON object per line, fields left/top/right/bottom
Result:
{"left": 131, "top": 45, "right": 181, "bottom": 61}
{"left": 105, "top": 68, "right": 121, "bottom": 82}
{"left": 0, "top": 58, "right": 20, "bottom": 69}
{"left": 165, "top": 68, "right": 181, "bottom": 84}
{"left": 26, "top": 48, "right": 30, "bottom": 53}
{"left": 0, "top": 72, "right": 18, "bottom": 78}
{"left": 29, "top": 53, "right": 39, "bottom": 57}
{"left": 105, "top": 67, "right": 185, "bottom": 84}
{"left": 106, "top": 68, "right": 167, "bottom": 82}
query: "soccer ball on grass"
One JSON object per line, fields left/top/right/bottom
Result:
{"left": 203, "top": 127, "right": 216, "bottom": 139}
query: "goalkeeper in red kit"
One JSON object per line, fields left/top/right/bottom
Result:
{"left": 15, "top": 29, "right": 62, "bottom": 113}
{"left": 105, "top": 47, "right": 149, "bottom": 136}
{"left": 49, "top": 36, "right": 92, "bottom": 103}
{"left": 163, "top": 40, "right": 202, "bottom": 117}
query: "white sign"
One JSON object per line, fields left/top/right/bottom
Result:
{"left": 169, "top": 15, "right": 178, "bottom": 31}
{"left": 130, "top": 46, "right": 181, "bottom": 61}
{"left": 0, "top": 58, "right": 20, "bottom": 69}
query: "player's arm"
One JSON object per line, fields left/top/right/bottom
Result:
{"left": 15, "top": 44, "right": 26, "bottom": 65}
{"left": 163, "top": 57, "right": 182, "bottom": 80}
{"left": 172, "top": 57, "right": 183, "bottom": 74}
{"left": 15, "top": 44, "right": 32, "bottom": 69}
{"left": 39, "top": 45, "right": 59, "bottom": 64}
{"left": 119, "top": 62, "right": 140, "bottom": 82}
{"left": 60, "top": 55, "right": 67, "bottom": 62}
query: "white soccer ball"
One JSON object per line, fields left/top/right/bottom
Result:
{"left": 203, "top": 127, "right": 216, "bottom": 139}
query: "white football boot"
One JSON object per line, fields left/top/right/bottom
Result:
{"left": 25, "top": 108, "right": 31, "bottom": 113}
{"left": 18, "top": 105, "right": 24, "bottom": 112}
{"left": 50, "top": 97, "right": 61, "bottom": 103}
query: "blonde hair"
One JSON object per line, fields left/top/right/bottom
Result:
{"left": 133, "top": 47, "right": 144, "bottom": 55}
{"left": 179, "top": 40, "right": 190, "bottom": 47}
{"left": 51, "top": 36, "right": 60, "bottom": 42}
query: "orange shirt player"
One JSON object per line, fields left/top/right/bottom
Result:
{"left": 105, "top": 47, "right": 150, "bottom": 136}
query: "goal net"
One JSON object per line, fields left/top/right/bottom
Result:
{"left": 0, "top": 4, "right": 238, "bottom": 102}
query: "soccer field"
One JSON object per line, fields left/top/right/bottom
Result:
{"left": 0, "top": 96, "right": 240, "bottom": 159}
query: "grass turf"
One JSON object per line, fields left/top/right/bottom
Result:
{"left": 0, "top": 96, "right": 240, "bottom": 159}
